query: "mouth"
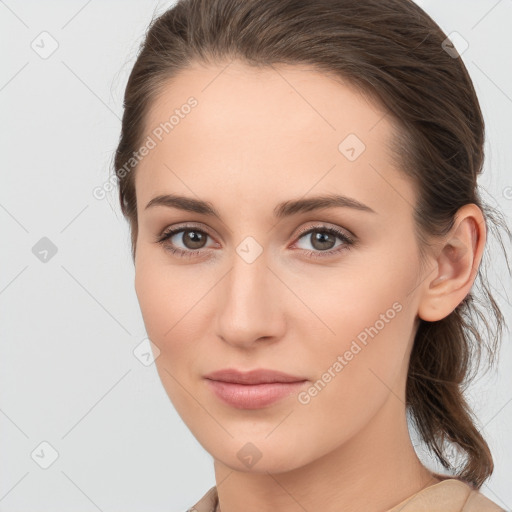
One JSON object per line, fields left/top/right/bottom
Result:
{"left": 203, "top": 368, "right": 308, "bottom": 409}
{"left": 204, "top": 379, "right": 308, "bottom": 409}
{"left": 203, "top": 367, "right": 307, "bottom": 384}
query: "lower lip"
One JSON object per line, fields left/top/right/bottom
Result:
{"left": 205, "top": 379, "right": 308, "bottom": 409}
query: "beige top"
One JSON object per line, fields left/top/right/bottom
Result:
{"left": 186, "top": 477, "right": 505, "bottom": 512}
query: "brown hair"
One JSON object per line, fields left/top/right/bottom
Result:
{"left": 112, "top": 0, "right": 511, "bottom": 488}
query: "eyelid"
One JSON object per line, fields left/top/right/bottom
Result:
{"left": 292, "top": 222, "right": 355, "bottom": 243}
{"left": 156, "top": 222, "right": 353, "bottom": 243}
{"left": 157, "top": 222, "right": 214, "bottom": 240}
{"left": 155, "top": 221, "right": 356, "bottom": 259}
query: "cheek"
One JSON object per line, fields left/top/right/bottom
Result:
{"left": 134, "top": 258, "right": 179, "bottom": 361}
{"left": 134, "top": 254, "right": 215, "bottom": 374}
{"left": 134, "top": 259, "right": 170, "bottom": 341}
{"left": 290, "top": 301, "right": 413, "bottom": 453}
{"left": 135, "top": 249, "right": 198, "bottom": 334}
{"left": 134, "top": 259, "right": 200, "bottom": 414}
{"left": 295, "top": 245, "right": 419, "bottom": 414}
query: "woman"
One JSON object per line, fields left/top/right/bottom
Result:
{"left": 113, "top": 0, "right": 510, "bottom": 510}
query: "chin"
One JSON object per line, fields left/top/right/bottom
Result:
{"left": 204, "top": 434, "right": 317, "bottom": 474}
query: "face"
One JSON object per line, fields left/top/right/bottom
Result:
{"left": 133, "top": 60, "right": 426, "bottom": 473}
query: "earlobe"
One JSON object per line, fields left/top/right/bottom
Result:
{"left": 418, "top": 204, "right": 486, "bottom": 322}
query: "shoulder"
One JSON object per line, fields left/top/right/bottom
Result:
{"left": 187, "top": 481, "right": 506, "bottom": 512}
{"left": 462, "top": 487, "right": 506, "bottom": 512}
{"left": 186, "top": 485, "right": 218, "bottom": 512}
{"left": 387, "top": 478, "right": 506, "bottom": 512}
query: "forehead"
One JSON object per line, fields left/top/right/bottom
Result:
{"left": 143, "top": 60, "right": 389, "bottom": 149}
{"left": 135, "top": 60, "right": 414, "bottom": 220}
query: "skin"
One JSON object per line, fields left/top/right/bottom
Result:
{"left": 133, "top": 60, "right": 486, "bottom": 512}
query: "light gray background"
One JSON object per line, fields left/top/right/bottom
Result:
{"left": 1, "top": 0, "right": 511, "bottom": 511}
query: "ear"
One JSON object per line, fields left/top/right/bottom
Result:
{"left": 417, "top": 204, "right": 486, "bottom": 322}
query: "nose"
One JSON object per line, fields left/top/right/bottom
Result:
{"left": 215, "top": 249, "right": 287, "bottom": 349}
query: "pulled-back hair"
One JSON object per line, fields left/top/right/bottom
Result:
{"left": 112, "top": 0, "right": 511, "bottom": 488}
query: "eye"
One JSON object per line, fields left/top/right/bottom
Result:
{"left": 292, "top": 225, "right": 355, "bottom": 259}
{"left": 155, "top": 223, "right": 355, "bottom": 260}
{"left": 155, "top": 224, "right": 217, "bottom": 258}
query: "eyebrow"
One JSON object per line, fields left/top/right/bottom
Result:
{"left": 144, "top": 193, "right": 376, "bottom": 219}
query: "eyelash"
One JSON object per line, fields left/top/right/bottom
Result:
{"left": 155, "top": 223, "right": 355, "bottom": 260}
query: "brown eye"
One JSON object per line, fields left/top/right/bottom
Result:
{"left": 156, "top": 226, "right": 215, "bottom": 258}
{"left": 294, "top": 226, "right": 353, "bottom": 256}
{"left": 308, "top": 230, "right": 337, "bottom": 251}
{"left": 179, "top": 229, "right": 208, "bottom": 249}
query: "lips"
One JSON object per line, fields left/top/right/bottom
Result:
{"left": 203, "top": 368, "right": 307, "bottom": 385}
{"left": 203, "top": 368, "right": 308, "bottom": 409}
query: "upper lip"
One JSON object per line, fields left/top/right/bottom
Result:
{"left": 204, "top": 368, "right": 307, "bottom": 384}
